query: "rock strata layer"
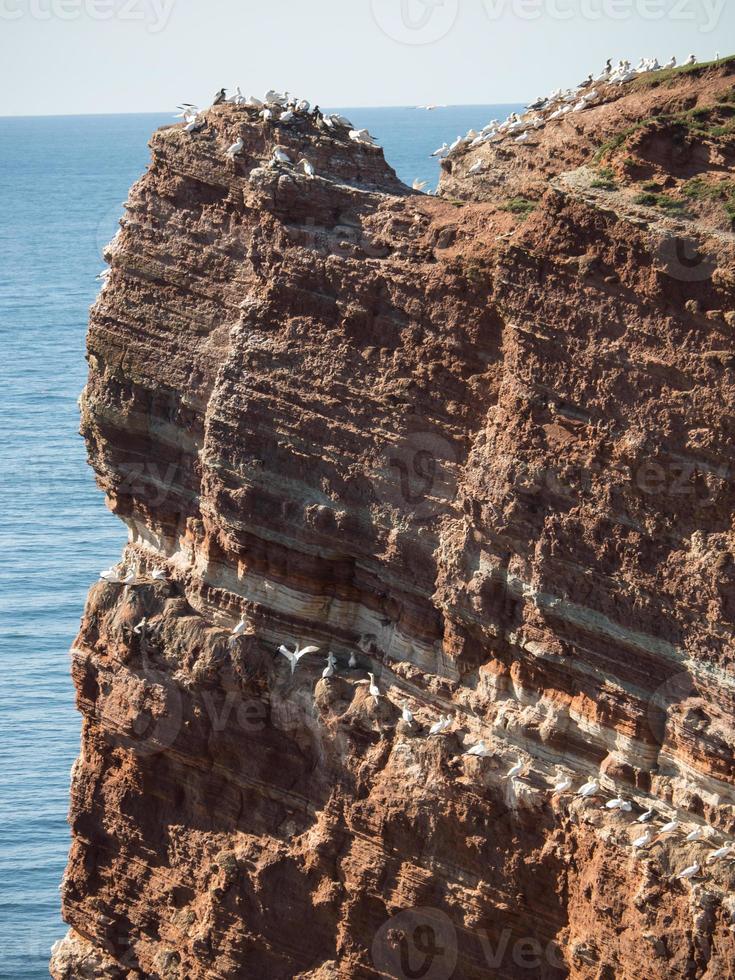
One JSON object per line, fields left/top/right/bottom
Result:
{"left": 53, "top": 63, "right": 735, "bottom": 979}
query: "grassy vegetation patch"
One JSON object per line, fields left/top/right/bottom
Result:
{"left": 631, "top": 55, "right": 735, "bottom": 91}
{"left": 595, "top": 94, "right": 735, "bottom": 164}
{"left": 633, "top": 192, "right": 686, "bottom": 213}
{"left": 683, "top": 176, "right": 735, "bottom": 225}
{"left": 501, "top": 196, "right": 537, "bottom": 216}
{"left": 591, "top": 165, "right": 617, "bottom": 190}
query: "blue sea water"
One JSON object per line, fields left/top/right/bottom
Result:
{"left": 0, "top": 103, "right": 520, "bottom": 979}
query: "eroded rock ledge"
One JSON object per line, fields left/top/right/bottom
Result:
{"left": 54, "top": 63, "right": 735, "bottom": 979}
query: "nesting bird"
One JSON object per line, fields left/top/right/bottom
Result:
{"left": 428, "top": 715, "right": 450, "bottom": 736}
{"left": 632, "top": 831, "right": 654, "bottom": 850}
{"left": 577, "top": 776, "right": 600, "bottom": 798}
{"left": 706, "top": 843, "right": 733, "bottom": 864}
{"left": 226, "top": 137, "right": 244, "bottom": 159}
{"left": 552, "top": 772, "right": 573, "bottom": 794}
{"left": 367, "top": 672, "right": 381, "bottom": 705}
{"left": 229, "top": 617, "right": 249, "bottom": 642}
{"left": 505, "top": 758, "right": 524, "bottom": 779}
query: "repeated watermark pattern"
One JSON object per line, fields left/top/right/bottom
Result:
{"left": 0, "top": 0, "right": 176, "bottom": 32}
{"left": 371, "top": 0, "right": 726, "bottom": 43}
{"left": 654, "top": 232, "right": 720, "bottom": 282}
{"left": 372, "top": 908, "right": 567, "bottom": 977}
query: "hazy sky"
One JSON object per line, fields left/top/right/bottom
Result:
{"left": 1, "top": 0, "right": 731, "bottom": 115}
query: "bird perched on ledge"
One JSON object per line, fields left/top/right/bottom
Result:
{"left": 504, "top": 758, "right": 524, "bottom": 779}
{"left": 226, "top": 137, "right": 244, "bottom": 159}
{"left": 577, "top": 776, "right": 600, "bottom": 798}
{"left": 213, "top": 88, "right": 227, "bottom": 105}
{"left": 632, "top": 830, "right": 654, "bottom": 850}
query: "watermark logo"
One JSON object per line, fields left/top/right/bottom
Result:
{"left": 481, "top": 0, "right": 725, "bottom": 33}
{"left": 372, "top": 907, "right": 458, "bottom": 979}
{"left": 654, "top": 232, "right": 718, "bottom": 282}
{"left": 0, "top": 0, "right": 176, "bottom": 33}
{"left": 370, "top": 429, "right": 460, "bottom": 521}
{"left": 370, "top": 0, "right": 459, "bottom": 45}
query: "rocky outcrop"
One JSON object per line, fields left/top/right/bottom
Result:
{"left": 54, "top": 62, "right": 735, "bottom": 979}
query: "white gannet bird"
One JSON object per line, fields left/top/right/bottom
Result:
{"left": 465, "top": 740, "right": 490, "bottom": 757}
{"left": 658, "top": 819, "right": 680, "bottom": 835}
{"left": 229, "top": 617, "right": 249, "bottom": 642}
{"left": 677, "top": 862, "right": 700, "bottom": 880}
{"left": 632, "top": 830, "right": 654, "bottom": 849}
{"left": 515, "top": 131, "right": 531, "bottom": 144}
{"left": 349, "top": 129, "right": 377, "bottom": 145}
{"left": 505, "top": 758, "right": 524, "bottom": 779}
{"left": 150, "top": 568, "right": 167, "bottom": 581}
{"left": 637, "top": 808, "right": 656, "bottom": 824}
{"left": 401, "top": 701, "right": 414, "bottom": 724}
{"left": 428, "top": 715, "right": 449, "bottom": 736}
{"left": 246, "top": 94, "right": 264, "bottom": 108}
{"left": 260, "top": 108, "right": 273, "bottom": 122}
{"left": 133, "top": 618, "right": 147, "bottom": 636}
{"left": 331, "top": 113, "right": 353, "bottom": 128}
{"left": 706, "top": 843, "right": 733, "bottom": 864}
{"left": 99, "top": 565, "right": 121, "bottom": 582}
{"left": 322, "top": 653, "right": 337, "bottom": 679}
{"left": 605, "top": 796, "right": 633, "bottom": 812}
{"left": 348, "top": 651, "right": 358, "bottom": 669}
{"left": 227, "top": 87, "right": 245, "bottom": 105}
{"left": 298, "top": 157, "right": 315, "bottom": 178}
{"left": 185, "top": 117, "right": 205, "bottom": 134}
{"left": 664, "top": 55, "right": 677, "bottom": 70}
{"left": 431, "top": 143, "right": 449, "bottom": 158}
{"left": 175, "top": 103, "right": 199, "bottom": 118}
{"left": 226, "top": 137, "right": 244, "bottom": 159}
{"left": 279, "top": 641, "right": 319, "bottom": 675}
{"left": 265, "top": 89, "right": 286, "bottom": 105}
{"left": 367, "top": 672, "right": 381, "bottom": 705}
{"left": 685, "top": 826, "right": 706, "bottom": 842}
{"left": 296, "top": 99, "right": 310, "bottom": 112}
{"left": 577, "top": 776, "right": 600, "bottom": 798}
{"left": 272, "top": 146, "right": 292, "bottom": 164}
{"left": 412, "top": 178, "right": 428, "bottom": 191}
{"left": 120, "top": 567, "right": 138, "bottom": 586}
{"left": 686, "top": 54, "right": 697, "bottom": 66}
{"left": 552, "top": 772, "right": 573, "bottom": 794}
{"left": 279, "top": 109, "right": 295, "bottom": 124}
{"left": 468, "top": 160, "right": 486, "bottom": 175}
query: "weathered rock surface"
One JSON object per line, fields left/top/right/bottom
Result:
{"left": 53, "top": 64, "right": 735, "bottom": 979}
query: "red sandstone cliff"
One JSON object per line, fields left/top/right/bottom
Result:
{"left": 52, "top": 60, "right": 735, "bottom": 979}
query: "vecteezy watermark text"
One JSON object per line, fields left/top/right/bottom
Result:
{"left": 482, "top": 0, "right": 725, "bottom": 32}
{"left": 372, "top": 0, "right": 725, "bottom": 44}
{"left": 0, "top": 0, "right": 176, "bottom": 33}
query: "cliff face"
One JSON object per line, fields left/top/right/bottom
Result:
{"left": 53, "top": 62, "right": 735, "bottom": 980}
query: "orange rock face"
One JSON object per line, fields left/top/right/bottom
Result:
{"left": 53, "top": 65, "right": 735, "bottom": 979}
